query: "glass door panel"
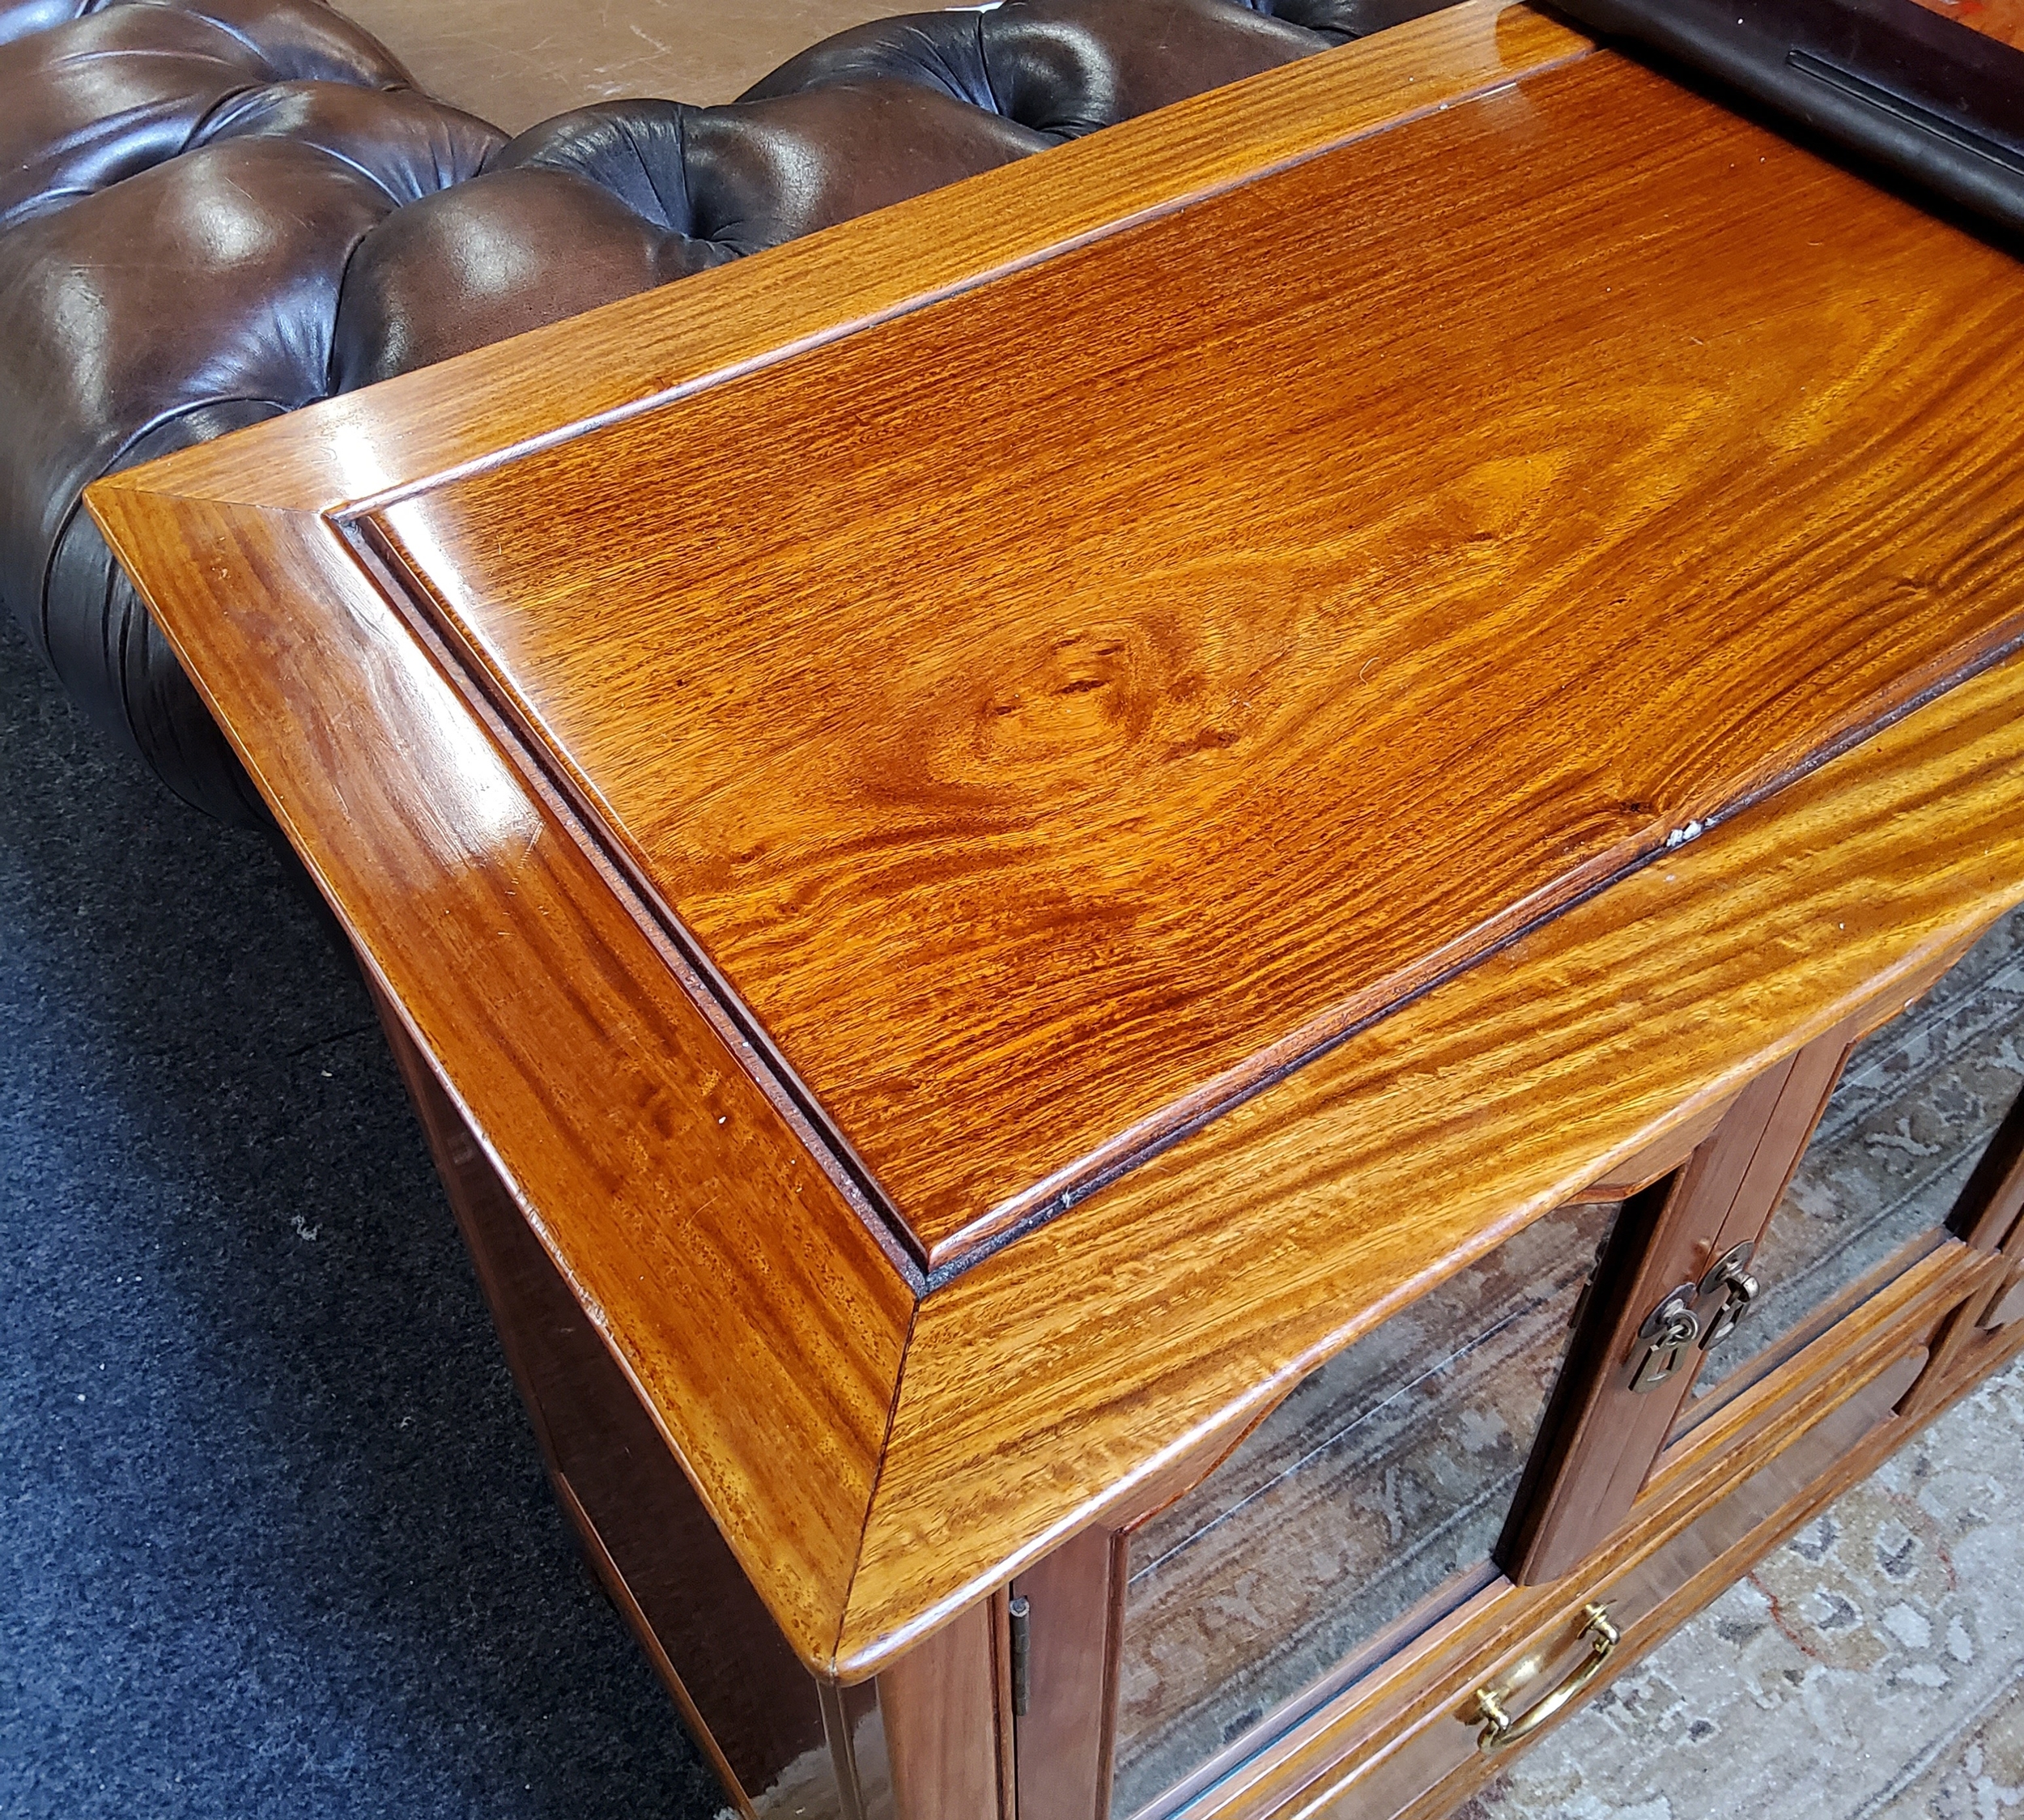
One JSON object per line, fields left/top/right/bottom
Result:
{"left": 1690, "top": 904, "right": 2024, "bottom": 1410}
{"left": 1111, "top": 1197, "right": 1616, "bottom": 1817}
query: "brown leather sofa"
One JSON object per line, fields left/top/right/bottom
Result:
{"left": 0, "top": 0, "right": 1431, "bottom": 822}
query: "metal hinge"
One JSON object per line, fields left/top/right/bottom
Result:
{"left": 1008, "top": 1595, "right": 1031, "bottom": 1718}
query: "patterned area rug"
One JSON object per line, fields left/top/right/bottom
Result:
{"left": 1466, "top": 1358, "right": 2024, "bottom": 1820}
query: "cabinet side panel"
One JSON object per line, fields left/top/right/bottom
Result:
{"left": 377, "top": 993, "right": 834, "bottom": 1807}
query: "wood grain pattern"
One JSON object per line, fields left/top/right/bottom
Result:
{"left": 1562, "top": 1092, "right": 1736, "bottom": 1202}
{"left": 91, "top": 2, "right": 1588, "bottom": 525}
{"left": 371, "top": 46, "right": 2024, "bottom": 1265}
{"left": 84, "top": 6, "right": 2024, "bottom": 1698}
{"left": 80, "top": 0, "right": 1588, "bottom": 1682}
{"left": 838, "top": 642, "right": 2024, "bottom": 1675}
{"left": 81, "top": 497, "right": 916, "bottom": 1673}
{"left": 878, "top": 1599, "right": 1004, "bottom": 1820}
{"left": 1010, "top": 1525, "right": 1125, "bottom": 1820}
{"left": 376, "top": 989, "right": 830, "bottom": 1808}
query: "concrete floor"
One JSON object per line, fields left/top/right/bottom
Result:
{"left": 341, "top": 0, "right": 909, "bottom": 130}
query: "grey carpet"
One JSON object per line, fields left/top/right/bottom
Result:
{"left": 0, "top": 617, "right": 724, "bottom": 1816}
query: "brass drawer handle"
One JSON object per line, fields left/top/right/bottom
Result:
{"left": 1473, "top": 1603, "right": 1620, "bottom": 1754}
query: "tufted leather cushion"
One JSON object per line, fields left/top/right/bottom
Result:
{"left": 0, "top": 0, "right": 449, "bottom": 228}
{"left": 331, "top": 82, "right": 1057, "bottom": 385}
{"left": 742, "top": 0, "right": 1328, "bottom": 135}
{"left": 0, "top": 137, "right": 443, "bottom": 819}
{"left": 327, "top": 166, "right": 711, "bottom": 389}
{"left": 189, "top": 80, "right": 504, "bottom": 203}
{"left": 0, "top": 0, "right": 495, "bottom": 819}
{"left": 42, "top": 406, "right": 291, "bottom": 824}
{"left": 0, "top": 0, "right": 1456, "bottom": 820}
{"left": 0, "top": 0, "right": 410, "bottom": 64}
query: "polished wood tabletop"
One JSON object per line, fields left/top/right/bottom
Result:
{"left": 90, "top": 2, "right": 2024, "bottom": 1679}
{"left": 375, "top": 34, "right": 2024, "bottom": 1270}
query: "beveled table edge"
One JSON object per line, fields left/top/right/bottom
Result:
{"left": 833, "top": 642, "right": 2024, "bottom": 1671}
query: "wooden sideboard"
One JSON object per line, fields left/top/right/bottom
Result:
{"left": 87, "top": 5, "right": 2024, "bottom": 1815}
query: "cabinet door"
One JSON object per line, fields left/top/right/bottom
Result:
{"left": 1103, "top": 1195, "right": 1620, "bottom": 1818}
{"left": 1495, "top": 1029, "right": 1860, "bottom": 1584}
{"left": 1679, "top": 907, "right": 2024, "bottom": 1428}
{"left": 1082, "top": 1028, "right": 1865, "bottom": 1818}
{"left": 1022, "top": 917, "right": 2024, "bottom": 1820}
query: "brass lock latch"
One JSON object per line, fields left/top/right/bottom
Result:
{"left": 1698, "top": 1241, "right": 1761, "bottom": 1353}
{"left": 1629, "top": 1241, "right": 1763, "bottom": 1393}
{"left": 1629, "top": 1285, "right": 1701, "bottom": 1392}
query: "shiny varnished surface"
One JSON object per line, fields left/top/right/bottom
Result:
{"left": 374, "top": 46, "right": 2024, "bottom": 1265}
{"left": 87, "top": 4, "right": 1575, "bottom": 1673}
{"left": 85, "top": 5, "right": 2024, "bottom": 1683}
{"left": 77, "top": 2, "right": 1584, "bottom": 517}
{"left": 94, "top": 494, "right": 920, "bottom": 1669}
{"left": 839, "top": 644, "right": 2024, "bottom": 1669}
